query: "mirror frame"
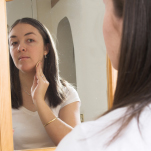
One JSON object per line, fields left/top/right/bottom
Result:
{"left": 0, "top": 0, "right": 56, "bottom": 151}
{"left": 0, "top": 0, "right": 116, "bottom": 150}
{"left": 107, "top": 56, "right": 117, "bottom": 109}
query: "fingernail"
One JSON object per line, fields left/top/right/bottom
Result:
{"left": 36, "top": 63, "right": 39, "bottom": 68}
{"left": 36, "top": 61, "right": 41, "bottom": 68}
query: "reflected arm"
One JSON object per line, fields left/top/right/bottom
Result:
{"left": 36, "top": 100, "right": 81, "bottom": 145}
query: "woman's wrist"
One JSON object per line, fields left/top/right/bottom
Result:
{"left": 33, "top": 98, "right": 45, "bottom": 108}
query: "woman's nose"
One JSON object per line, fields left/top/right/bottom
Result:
{"left": 17, "top": 44, "right": 26, "bottom": 52}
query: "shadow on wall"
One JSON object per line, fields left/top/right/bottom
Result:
{"left": 57, "top": 17, "right": 77, "bottom": 88}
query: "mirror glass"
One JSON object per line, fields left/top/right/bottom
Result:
{"left": 7, "top": 0, "right": 107, "bottom": 150}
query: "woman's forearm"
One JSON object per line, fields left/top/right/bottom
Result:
{"left": 36, "top": 100, "right": 73, "bottom": 145}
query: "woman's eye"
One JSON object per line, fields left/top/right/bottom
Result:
{"left": 11, "top": 42, "right": 18, "bottom": 46}
{"left": 27, "top": 39, "right": 34, "bottom": 43}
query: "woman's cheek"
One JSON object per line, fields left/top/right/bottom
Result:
{"left": 10, "top": 49, "right": 18, "bottom": 64}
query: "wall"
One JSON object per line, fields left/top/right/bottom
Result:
{"left": 36, "top": 0, "right": 108, "bottom": 121}
{"left": 57, "top": 17, "right": 77, "bottom": 87}
{"left": 6, "top": 0, "right": 32, "bottom": 29}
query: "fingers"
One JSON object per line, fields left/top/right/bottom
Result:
{"left": 36, "top": 61, "right": 41, "bottom": 79}
{"left": 38, "top": 63, "right": 49, "bottom": 87}
{"left": 36, "top": 61, "right": 44, "bottom": 81}
{"left": 31, "top": 75, "right": 38, "bottom": 91}
{"left": 36, "top": 60, "right": 41, "bottom": 68}
{"left": 36, "top": 61, "right": 47, "bottom": 82}
{"left": 39, "top": 63, "right": 45, "bottom": 79}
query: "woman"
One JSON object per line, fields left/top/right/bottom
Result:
{"left": 56, "top": 0, "right": 151, "bottom": 150}
{"left": 9, "top": 18, "right": 81, "bottom": 150}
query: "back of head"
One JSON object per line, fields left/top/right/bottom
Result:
{"left": 104, "top": 0, "right": 151, "bottom": 144}
{"left": 113, "top": 0, "right": 151, "bottom": 110}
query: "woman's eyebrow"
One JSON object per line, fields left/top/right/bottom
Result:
{"left": 9, "top": 32, "right": 36, "bottom": 39}
{"left": 9, "top": 35, "right": 17, "bottom": 39}
{"left": 24, "top": 32, "right": 36, "bottom": 36}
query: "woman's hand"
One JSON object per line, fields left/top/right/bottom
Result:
{"left": 31, "top": 62, "right": 49, "bottom": 106}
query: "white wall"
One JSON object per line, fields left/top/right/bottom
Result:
{"left": 36, "top": 0, "right": 108, "bottom": 121}
{"left": 6, "top": 0, "right": 32, "bottom": 29}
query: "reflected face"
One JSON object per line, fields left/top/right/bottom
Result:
{"left": 9, "top": 23, "right": 48, "bottom": 72}
{"left": 103, "top": 0, "right": 122, "bottom": 70}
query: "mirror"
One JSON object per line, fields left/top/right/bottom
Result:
{"left": 6, "top": 0, "right": 108, "bottom": 150}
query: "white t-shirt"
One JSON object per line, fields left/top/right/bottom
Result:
{"left": 56, "top": 104, "right": 151, "bottom": 151}
{"left": 12, "top": 86, "right": 80, "bottom": 150}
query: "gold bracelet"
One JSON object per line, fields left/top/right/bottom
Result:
{"left": 44, "top": 117, "right": 57, "bottom": 127}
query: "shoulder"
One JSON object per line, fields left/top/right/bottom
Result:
{"left": 65, "top": 85, "right": 78, "bottom": 97}
{"left": 57, "top": 106, "right": 151, "bottom": 151}
{"left": 56, "top": 107, "right": 133, "bottom": 151}
{"left": 56, "top": 107, "right": 127, "bottom": 151}
{"left": 56, "top": 123, "right": 89, "bottom": 151}
{"left": 60, "top": 85, "right": 81, "bottom": 109}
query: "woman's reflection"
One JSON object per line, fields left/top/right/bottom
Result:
{"left": 8, "top": 18, "right": 81, "bottom": 150}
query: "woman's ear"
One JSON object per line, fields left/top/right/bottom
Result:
{"left": 44, "top": 43, "right": 50, "bottom": 55}
{"left": 112, "top": 14, "right": 123, "bottom": 37}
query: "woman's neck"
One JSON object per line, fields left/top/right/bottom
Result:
{"left": 19, "top": 70, "right": 36, "bottom": 91}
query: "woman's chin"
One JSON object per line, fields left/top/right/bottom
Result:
{"left": 19, "top": 67, "right": 36, "bottom": 73}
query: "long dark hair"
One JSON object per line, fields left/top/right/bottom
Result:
{"left": 9, "top": 18, "right": 68, "bottom": 109}
{"left": 104, "top": 0, "right": 151, "bottom": 144}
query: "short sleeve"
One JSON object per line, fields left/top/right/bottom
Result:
{"left": 60, "top": 86, "right": 81, "bottom": 109}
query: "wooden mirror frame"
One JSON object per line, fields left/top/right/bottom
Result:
{"left": 0, "top": 0, "right": 55, "bottom": 151}
{"left": 107, "top": 56, "right": 117, "bottom": 109}
{"left": 0, "top": 0, "right": 116, "bottom": 151}
{"left": 0, "top": 0, "right": 13, "bottom": 150}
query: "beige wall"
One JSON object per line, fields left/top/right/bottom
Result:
{"left": 56, "top": 17, "right": 77, "bottom": 87}
{"left": 40, "top": 0, "right": 108, "bottom": 121}
{"left": 6, "top": 0, "right": 32, "bottom": 29}
{"left": 51, "top": 0, "right": 59, "bottom": 8}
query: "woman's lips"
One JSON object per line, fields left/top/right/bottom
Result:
{"left": 19, "top": 57, "right": 30, "bottom": 60}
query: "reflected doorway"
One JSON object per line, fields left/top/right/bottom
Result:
{"left": 57, "top": 17, "right": 77, "bottom": 88}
